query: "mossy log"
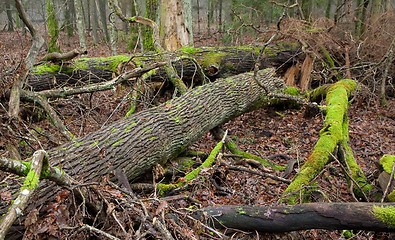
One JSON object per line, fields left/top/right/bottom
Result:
{"left": 282, "top": 79, "right": 372, "bottom": 203}
{"left": 27, "top": 44, "right": 302, "bottom": 91}
{"left": 0, "top": 69, "right": 284, "bottom": 226}
{"left": 193, "top": 203, "right": 395, "bottom": 232}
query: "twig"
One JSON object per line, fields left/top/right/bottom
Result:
{"left": 21, "top": 91, "right": 74, "bottom": 141}
{"left": 0, "top": 150, "right": 46, "bottom": 240}
{"left": 82, "top": 224, "right": 120, "bottom": 240}
{"left": 253, "top": 0, "right": 290, "bottom": 93}
{"left": 328, "top": 150, "right": 368, "bottom": 201}
{"left": 153, "top": 218, "right": 175, "bottom": 240}
{"left": 220, "top": 161, "right": 291, "bottom": 184}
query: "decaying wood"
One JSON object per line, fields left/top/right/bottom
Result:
{"left": 0, "top": 150, "right": 46, "bottom": 240}
{"left": 8, "top": 0, "right": 45, "bottom": 118}
{"left": 193, "top": 202, "right": 395, "bottom": 232}
{"left": 299, "top": 53, "right": 314, "bottom": 91}
{"left": 282, "top": 79, "right": 371, "bottom": 203}
{"left": 26, "top": 45, "right": 302, "bottom": 91}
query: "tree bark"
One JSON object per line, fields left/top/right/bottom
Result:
{"left": 193, "top": 203, "right": 395, "bottom": 232}
{"left": 159, "top": 0, "right": 191, "bottom": 51}
{"left": 74, "top": 0, "right": 87, "bottom": 49}
{"left": 47, "top": 0, "right": 60, "bottom": 53}
{"left": 27, "top": 45, "right": 302, "bottom": 91}
{"left": 0, "top": 68, "right": 284, "bottom": 221}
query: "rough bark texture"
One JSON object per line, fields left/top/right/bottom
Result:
{"left": 193, "top": 202, "right": 395, "bottom": 232}
{"left": 49, "top": 68, "right": 282, "bottom": 182}
{"left": 27, "top": 45, "right": 302, "bottom": 91}
{"left": 1, "top": 69, "right": 284, "bottom": 222}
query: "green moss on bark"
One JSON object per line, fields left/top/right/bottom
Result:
{"left": 373, "top": 205, "right": 395, "bottom": 228}
{"left": 380, "top": 155, "right": 395, "bottom": 174}
{"left": 282, "top": 79, "right": 358, "bottom": 203}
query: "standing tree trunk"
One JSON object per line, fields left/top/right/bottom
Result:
{"left": 74, "top": 0, "right": 87, "bottom": 49}
{"left": 159, "top": 0, "right": 191, "bottom": 51}
{"left": 90, "top": 0, "right": 99, "bottom": 44}
{"left": 325, "top": 0, "right": 332, "bottom": 19}
{"left": 97, "top": 0, "right": 110, "bottom": 42}
{"left": 301, "top": 0, "right": 313, "bottom": 20}
{"left": 5, "top": 0, "right": 14, "bottom": 32}
{"left": 47, "top": 0, "right": 61, "bottom": 53}
{"left": 183, "top": 0, "right": 193, "bottom": 46}
{"left": 65, "top": 0, "right": 75, "bottom": 37}
{"left": 108, "top": 0, "right": 118, "bottom": 55}
{"left": 143, "top": 0, "right": 159, "bottom": 51}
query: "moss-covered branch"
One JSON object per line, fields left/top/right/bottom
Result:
{"left": 0, "top": 150, "right": 46, "bottom": 239}
{"left": 27, "top": 45, "right": 302, "bottom": 91}
{"left": 282, "top": 79, "right": 361, "bottom": 203}
{"left": 211, "top": 127, "right": 285, "bottom": 171}
{"left": 156, "top": 131, "right": 227, "bottom": 194}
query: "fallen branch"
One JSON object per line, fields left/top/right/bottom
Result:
{"left": 193, "top": 202, "right": 395, "bottom": 232}
{"left": 29, "top": 62, "right": 166, "bottom": 99}
{"left": 211, "top": 127, "right": 284, "bottom": 170}
{"left": 37, "top": 48, "right": 87, "bottom": 64}
{"left": 282, "top": 79, "right": 372, "bottom": 203}
{"left": 156, "top": 130, "right": 228, "bottom": 194}
{"left": 0, "top": 150, "right": 46, "bottom": 240}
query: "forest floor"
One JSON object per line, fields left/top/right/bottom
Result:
{"left": 0, "top": 27, "right": 394, "bottom": 239}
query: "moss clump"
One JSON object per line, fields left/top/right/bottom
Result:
{"left": 387, "top": 191, "right": 395, "bottom": 202}
{"left": 178, "top": 47, "right": 200, "bottom": 55}
{"left": 380, "top": 155, "right": 395, "bottom": 174}
{"left": 284, "top": 87, "right": 301, "bottom": 96}
{"left": 373, "top": 205, "right": 395, "bottom": 228}
{"left": 200, "top": 52, "right": 228, "bottom": 68}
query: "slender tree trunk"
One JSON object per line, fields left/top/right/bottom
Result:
{"left": 65, "top": 0, "right": 75, "bottom": 37}
{"left": 6, "top": 0, "right": 14, "bottom": 31}
{"left": 325, "top": 0, "right": 332, "bottom": 18}
{"left": 97, "top": 0, "right": 110, "bottom": 42}
{"left": 143, "top": 0, "right": 158, "bottom": 51}
{"left": 183, "top": 0, "right": 193, "bottom": 46}
{"left": 47, "top": 0, "right": 60, "bottom": 53}
{"left": 218, "top": 0, "right": 223, "bottom": 32}
{"left": 371, "top": 0, "right": 382, "bottom": 23}
{"left": 301, "top": 0, "right": 313, "bottom": 20}
{"left": 108, "top": 1, "right": 118, "bottom": 55}
{"left": 90, "top": 0, "right": 99, "bottom": 44}
{"left": 74, "top": 0, "right": 87, "bottom": 49}
{"left": 207, "top": 0, "right": 214, "bottom": 35}
{"left": 359, "top": 0, "right": 370, "bottom": 39}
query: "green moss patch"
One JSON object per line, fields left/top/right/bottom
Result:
{"left": 373, "top": 205, "right": 395, "bottom": 228}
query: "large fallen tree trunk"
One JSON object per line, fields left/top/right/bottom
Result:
{"left": 26, "top": 44, "right": 302, "bottom": 91}
{"left": 193, "top": 203, "right": 395, "bottom": 232}
{"left": 1, "top": 68, "right": 284, "bottom": 215}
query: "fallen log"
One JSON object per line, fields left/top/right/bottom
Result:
{"left": 193, "top": 202, "right": 395, "bottom": 232}
{"left": 26, "top": 44, "right": 302, "bottom": 91}
{"left": 0, "top": 69, "right": 284, "bottom": 226}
